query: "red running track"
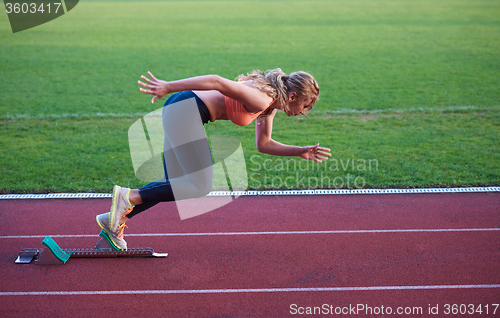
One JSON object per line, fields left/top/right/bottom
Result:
{"left": 0, "top": 192, "right": 499, "bottom": 317}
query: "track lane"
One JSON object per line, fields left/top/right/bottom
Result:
{"left": 1, "top": 231, "right": 499, "bottom": 291}
{"left": 1, "top": 193, "right": 499, "bottom": 236}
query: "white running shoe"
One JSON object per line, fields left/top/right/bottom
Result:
{"left": 96, "top": 212, "right": 127, "bottom": 250}
{"left": 109, "top": 185, "right": 134, "bottom": 232}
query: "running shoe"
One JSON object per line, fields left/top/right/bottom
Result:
{"left": 96, "top": 212, "right": 127, "bottom": 250}
{"left": 109, "top": 185, "right": 134, "bottom": 232}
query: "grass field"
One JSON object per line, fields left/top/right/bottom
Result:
{"left": 1, "top": 0, "right": 499, "bottom": 193}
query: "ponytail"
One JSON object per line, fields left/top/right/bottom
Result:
{"left": 237, "top": 68, "right": 319, "bottom": 117}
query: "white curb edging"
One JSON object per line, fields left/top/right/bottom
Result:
{"left": 0, "top": 187, "right": 498, "bottom": 199}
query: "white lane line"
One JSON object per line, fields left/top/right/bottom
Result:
{"left": 1, "top": 284, "right": 499, "bottom": 296}
{"left": 1, "top": 112, "right": 148, "bottom": 120}
{"left": 1, "top": 228, "right": 499, "bottom": 239}
{"left": 2, "top": 105, "right": 498, "bottom": 120}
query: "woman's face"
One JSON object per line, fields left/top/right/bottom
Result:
{"left": 286, "top": 93, "right": 315, "bottom": 116}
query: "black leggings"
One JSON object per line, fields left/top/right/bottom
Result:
{"left": 127, "top": 91, "right": 212, "bottom": 218}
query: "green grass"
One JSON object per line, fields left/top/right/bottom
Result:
{"left": 1, "top": 0, "right": 499, "bottom": 192}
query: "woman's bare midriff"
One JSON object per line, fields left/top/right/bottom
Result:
{"left": 192, "top": 90, "right": 228, "bottom": 122}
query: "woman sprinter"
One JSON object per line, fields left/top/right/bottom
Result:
{"left": 96, "top": 68, "right": 331, "bottom": 249}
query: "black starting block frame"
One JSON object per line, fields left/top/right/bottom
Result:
{"left": 15, "top": 230, "right": 168, "bottom": 265}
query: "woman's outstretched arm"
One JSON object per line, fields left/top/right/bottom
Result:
{"left": 138, "top": 71, "right": 271, "bottom": 111}
{"left": 255, "top": 110, "right": 331, "bottom": 163}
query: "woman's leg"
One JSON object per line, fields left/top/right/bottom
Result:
{"left": 98, "top": 92, "right": 212, "bottom": 250}
{"left": 117, "top": 93, "right": 213, "bottom": 224}
{"left": 136, "top": 95, "right": 213, "bottom": 203}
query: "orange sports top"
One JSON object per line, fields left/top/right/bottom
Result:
{"left": 224, "top": 96, "right": 272, "bottom": 126}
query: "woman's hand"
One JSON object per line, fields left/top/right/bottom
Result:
{"left": 138, "top": 71, "right": 170, "bottom": 104}
{"left": 300, "top": 143, "right": 331, "bottom": 163}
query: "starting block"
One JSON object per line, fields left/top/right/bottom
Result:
{"left": 15, "top": 230, "right": 168, "bottom": 265}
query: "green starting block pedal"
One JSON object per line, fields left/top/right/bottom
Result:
{"left": 39, "top": 236, "right": 71, "bottom": 264}
{"left": 96, "top": 229, "right": 120, "bottom": 251}
{"left": 15, "top": 233, "right": 168, "bottom": 265}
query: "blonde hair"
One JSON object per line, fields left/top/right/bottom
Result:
{"left": 237, "top": 68, "right": 320, "bottom": 116}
